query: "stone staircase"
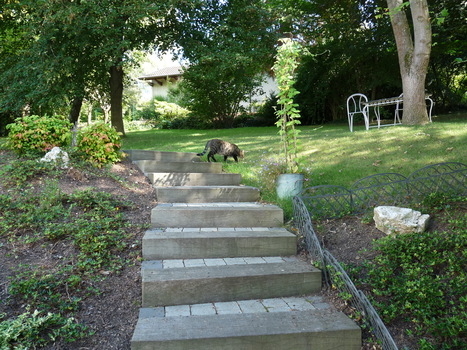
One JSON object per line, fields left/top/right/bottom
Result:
{"left": 126, "top": 150, "right": 361, "bottom": 350}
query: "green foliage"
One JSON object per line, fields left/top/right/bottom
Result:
{"left": 175, "top": 0, "right": 277, "bottom": 128}
{"left": 252, "top": 93, "right": 279, "bottom": 126}
{"left": 9, "top": 268, "right": 83, "bottom": 312}
{"left": 0, "top": 185, "right": 130, "bottom": 272}
{"left": 0, "top": 0, "right": 181, "bottom": 132}
{"left": 5, "top": 115, "right": 72, "bottom": 155}
{"left": 137, "top": 98, "right": 192, "bottom": 129}
{"left": 273, "top": 38, "right": 302, "bottom": 173}
{"left": 0, "top": 158, "right": 60, "bottom": 186}
{"left": 364, "top": 199, "right": 467, "bottom": 349}
{"left": 75, "top": 122, "right": 122, "bottom": 167}
{"left": 0, "top": 179, "right": 131, "bottom": 312}
{"left": 427, "top": 0, "right": 467, "bottom": 111}
{"left": 0, "top": 310, "right": 90, "bottom": 349}
{"left": 0, "top": 151, "right": 141, "bottom": 347}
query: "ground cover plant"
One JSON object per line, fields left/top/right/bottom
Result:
{"left": 0, "top": 150, "right": 155, "bottom": 349}
{"left": 364, "top": 195, "right": 467, "bottom": 349}
{"left": 313, "top": 194, "right": 467, "bottom": 350}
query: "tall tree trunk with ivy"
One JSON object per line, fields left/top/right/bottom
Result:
{"left": 387, "top": 0, "right": 432, "bottom": 125}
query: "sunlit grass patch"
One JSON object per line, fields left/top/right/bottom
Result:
{"left": 122, "top": 114, "right": 467, "bottom": 213}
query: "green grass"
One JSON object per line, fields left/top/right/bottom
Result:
{"left": 122, "top": 113, "right": 467, "bottom": 194}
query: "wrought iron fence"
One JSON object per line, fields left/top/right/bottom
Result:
{"left": 300, "top": 162, "right": 467, "bottom": 220}
{"left": 292, "top": 162, "right": 467, "bottom": 350}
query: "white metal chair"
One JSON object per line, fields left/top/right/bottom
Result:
{"left": 346, "top": 93, "right": 368, "bottom": 132}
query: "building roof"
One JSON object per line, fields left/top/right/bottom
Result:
{"left": 139, "top": 66, "right": 183, "bottom": 80}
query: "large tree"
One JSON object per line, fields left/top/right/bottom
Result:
{"left": 265, "top": 0, "right": 403, "bottom": 124}
{"left": 0, "top": 0, "right": 182, "bottom": 135}
{"left": 386, "top": 0, "right": 432, "bottom": 125}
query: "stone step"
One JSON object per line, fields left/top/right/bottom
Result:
{"left": 124, "top": 149, "right": 200, "bottom": 162}
{"left": 134, "top": 160, "right": 223, "bottom": 174}
{"left": 142, "top": 227, "right": 297, "bottom": 259}
{"left": 131, "top": 304, "right": 361, "bottom": 350}
{"left": 151, "top": 203, "right": 283, "bottom": 228}
{"left": 155, "top": 185, "right": 260, "bottom": 203}
{"left": 141, "top": 257, "right": 320, "bottom": 307}
{"left": 147, "top": 172, "right": 242, "bottom": 186}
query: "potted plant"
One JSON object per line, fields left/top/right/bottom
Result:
{"left": 272, "top": 37, "right": 304, "bottom": 199}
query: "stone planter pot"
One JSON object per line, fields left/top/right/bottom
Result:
{"left": 276, "top": 173, "right": 305, "bottom": 199}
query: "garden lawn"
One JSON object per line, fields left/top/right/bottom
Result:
{"left": 122, "top": 114, "right": 467, "bottom": 194}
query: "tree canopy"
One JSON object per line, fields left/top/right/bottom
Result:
{"left": 272, "top": 0, "right": 466, "bottom": 124}
{"left": 173, "top": 0, "right": 277, "bottom": 128}
{"left": 0, "top": 0, "right": 181, "bottom": 134}
{"left": 0, "top": 0, "right": 465, "bottom": 133}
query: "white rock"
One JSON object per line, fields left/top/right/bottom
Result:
{"left": 40, "top": 147, "right": 69, "bottom": 168}
{"left": 374, "top": 206, "right": 430, "bottom": 235}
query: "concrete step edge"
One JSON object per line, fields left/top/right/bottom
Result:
{"left": 154, "top": 185, "right": 259, "bottom": 190}
{"left": 142, "top": 229, "right": 297, "bottom": 259}
{"left": 142, "top": 256, "right": 304, "bottom": 270}
{"left": 123, "top": 150, "right": 200, "bottom": 162}
{"left": 151, "top": 203, "right": 284, "bottom": 228}
{"left": 155, "top": 186, "right": 261, "bottom": 203}
{"left": 144, "top": 227, "right": 295, "bottom": 237}
{"left": 141, "top": 258, "right": 321, "bottom": 307}
{"left": 158, "top": 227, "right": 291, "bottom": 233}
{"left": 131, "top": 309, "right": 361, "bottom": 350}
{"left": 152, "top": 202, "right": 281, "bottom": 209}
{"left": 133, "top": 160, "right": 223, "bottom": 174}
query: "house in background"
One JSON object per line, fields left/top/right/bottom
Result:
{"left": 138, "top": 66, "right": 183, "bottom": 99}
{"left": 138, "top": 65, "right": 278, "bottom": 110}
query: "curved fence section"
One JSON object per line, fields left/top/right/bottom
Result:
{"left": 350, "top": 173, "right": 409, "bottom": 212}
{"left": 292, "top": 162, "right": 467, "bottom": 350}
{"left": 300, "top": 185, "right": 352, "bottom": 219}
{"left": 407, "top": 162, "right": 467, "bottom": 200}
{"left": 301, "top": 162, "right": 467, "bottom": 220}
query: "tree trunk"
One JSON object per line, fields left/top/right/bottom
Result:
{"left": 109, "top": 65, "right": 125, "bottom": 135}
{"left": 387, "top": 0, "right": 432, "bottom": 125}
{"left": 69, "top": 96, "right": 83, "bottom": 125}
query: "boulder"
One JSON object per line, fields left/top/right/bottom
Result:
{"left": 40, "top": 147, "right": 69, "bottom": 168}
{"left": 374, "top": 206, "right": 429, "bottom": 235}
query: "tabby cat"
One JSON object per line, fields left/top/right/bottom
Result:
{"left": 196, "top": 139, "right": 244, "bottom": 162}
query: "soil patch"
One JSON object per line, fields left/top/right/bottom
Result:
{"left": 0, "top": 157, "right": 155, "bottom": 350}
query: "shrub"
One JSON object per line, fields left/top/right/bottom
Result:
{"left": 147, "top": 100, "right": 191, "bottom": 129}
{"left": 252, "top": 93, "right": 278, "bottom": 126}
{"left": 5, "top": 115, "right": 72, "bottom": 155}
{"left": 75, "top": 122, "right": 122, "bottom": 167}
{"left": 365, "top": 212, "right": 467, "bottom": 349}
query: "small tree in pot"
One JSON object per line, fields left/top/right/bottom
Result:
{"left": 273, "top": 37, "right": 302, "bottom": 174}
{"left": 272, "top": 37, "right": 304, "bottom": 198}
